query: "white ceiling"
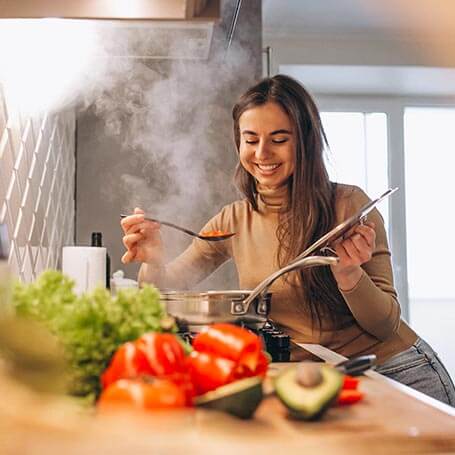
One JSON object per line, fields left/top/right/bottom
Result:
{"left": 263, "top": 0, "right": 455, "bottom": 38}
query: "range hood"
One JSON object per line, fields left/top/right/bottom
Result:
{"left": 0, "top": 0, "right": 221, "bottom": 59}
{"left": 0, "top": 0, "right": 219, "bottom": 21}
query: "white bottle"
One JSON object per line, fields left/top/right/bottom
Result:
{"left": 110, "top": 270, "right": 138, "bottom": 295}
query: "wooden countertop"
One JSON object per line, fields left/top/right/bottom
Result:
{"left": 1, "top": 344, "right": 454, "bottom": 455}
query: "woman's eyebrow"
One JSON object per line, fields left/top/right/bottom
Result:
{"left": 270, "top": 129, "right": 292, "bottom": 135}
{"left": 241, "top": 129, "right": 292, "bottom": 135}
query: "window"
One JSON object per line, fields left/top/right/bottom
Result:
{"left": 321, "top": 111, "right": 390, "bottom": 228}
{"left": 404, "top": 107, "right": 455, "bottom": 378}
{"left": 404, "top": 107, "right": 455, "bottom": 299}
{"left": 317, "top": 101, "right": 455, "bottom": 380}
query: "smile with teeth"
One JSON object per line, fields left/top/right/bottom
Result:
{"left": 256, "top": 163, "right": 281, "bottom": 171}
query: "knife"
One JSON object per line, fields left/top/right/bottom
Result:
{"left": 335, "top": 354, "right": 377, "bottom": 376}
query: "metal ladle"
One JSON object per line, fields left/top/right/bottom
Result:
{"left": 120, "top": 214, "right": 235, "bottom": 242}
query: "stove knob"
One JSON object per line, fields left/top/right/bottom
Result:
{"left": 270, "top": 333, "right": 290, "bottom": 349}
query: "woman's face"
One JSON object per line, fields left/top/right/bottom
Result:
{"left": 238, "top": 101, "right": 296, "bottom": 189}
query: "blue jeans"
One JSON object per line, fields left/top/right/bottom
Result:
{"left": 376, "top": 338, "right": 455, "bottom": 406}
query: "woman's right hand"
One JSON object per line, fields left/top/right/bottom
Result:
{"left": 120, "top": 207, "right": 164, "bottom": 265}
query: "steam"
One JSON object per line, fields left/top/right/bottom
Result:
{"left": 0, "top": 13, "right": 257, "bottom": 269}
{"left": 79, "top": 33, "right": 255, "bottom": 227}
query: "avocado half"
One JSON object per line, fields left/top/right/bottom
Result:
{"left": 274, "top": 364, "right": 343, "bottom": 420}
{"left": 195, "top": 376, "right": 264, "bottom": 419}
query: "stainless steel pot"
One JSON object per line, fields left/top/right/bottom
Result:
{"left": 160, "top": 290, "right": 271, "bottom": 330}
{"left": 160, "top": 255, "right": 338, "bottom": 331}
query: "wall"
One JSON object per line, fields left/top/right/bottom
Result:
{"left": 265, "top": 32, "right": 455, "bottom": 74}
{"left": 0, "top": 84, "right": 76, "bottom": 281}
{"left": 75, "top": 0, "right": 262, "bottom": 289}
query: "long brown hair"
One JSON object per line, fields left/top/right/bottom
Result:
{"left": 232, "top": 74, "right": 350, "bottom": 328}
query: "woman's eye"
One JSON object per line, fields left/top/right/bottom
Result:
{"left": 245, "top": 140, "right": 259, "bottom": 145}
{"left": 272, "top": 138, "right": 288, "bottom": 144}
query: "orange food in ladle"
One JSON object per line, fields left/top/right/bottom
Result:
{"left": 201, "top": 230, "right": 232, "bottom": 237}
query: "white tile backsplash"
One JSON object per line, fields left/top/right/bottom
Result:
{"left": 0, "top": 85, "right": 75, "bottom": 282}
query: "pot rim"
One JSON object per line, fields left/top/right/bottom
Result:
{"left": 160, "top": 289, "right": 272, "bottom": 300}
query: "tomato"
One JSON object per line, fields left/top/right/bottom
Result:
{"left": 192, "top": 324, "right": 262, "bottom": 373}
{"left": 187, "top": 350, "right": 236, "bottom": 395}
{"left": 98, "top": 378, "right": 186, "bottom": 412}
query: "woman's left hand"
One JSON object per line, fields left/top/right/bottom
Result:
{"left": 330, "top": 221, "right": 376, "bottom": 291}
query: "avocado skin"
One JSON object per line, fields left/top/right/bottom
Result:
{"left": 195, "top": 377, "right": 264, "bottom": 419}
{"left": 274, "top": 364, "right": 343, "bottom": 421}
{"left": 286, "top": 393, "right": 339, "bottom": 421}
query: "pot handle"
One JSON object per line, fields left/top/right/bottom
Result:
{"left": 231, "top": 255, "right": 339, "bottom": 316}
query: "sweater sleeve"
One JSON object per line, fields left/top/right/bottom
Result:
{"left": 161, "top": 206, "right": 233, "bottom": 290}
{"left": 339, "top": 188, "right": 401, "bottom": 341}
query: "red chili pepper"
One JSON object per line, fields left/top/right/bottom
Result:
{"left": 342, "top": 375, "right": 360, "bottom": 390}
{"left": 101, "top": 341, "right": 152, "bottom": 390}
{"left": 336, "top": 389, "right": 364, "bottom": 406}
{"left": 186, "top": 350, "right": 236, "bottom": 395}
{"left": 192, "top": 323, "right": 262, "bottom": 373}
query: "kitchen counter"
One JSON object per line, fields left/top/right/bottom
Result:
{"left": 1, "top": 344, "right": 454, "bottom": 455}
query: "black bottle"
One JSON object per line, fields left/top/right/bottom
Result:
{"left": 91, "top": 232, "right": 111, "bottom": 289}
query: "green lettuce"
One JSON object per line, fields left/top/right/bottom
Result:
{"left": 12, "top": 269, "right": 173, "bottom": 402}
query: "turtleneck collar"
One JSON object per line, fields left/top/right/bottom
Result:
{"left": 256, "top": 183, "right": 289, "bottom": 213}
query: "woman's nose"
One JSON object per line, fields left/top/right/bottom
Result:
{"left": 255, "top": 141, "right": 271, "bottom": 160}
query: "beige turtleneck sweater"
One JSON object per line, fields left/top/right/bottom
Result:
{"left": 161, "top": 183, "right": 417, "bottom": 364}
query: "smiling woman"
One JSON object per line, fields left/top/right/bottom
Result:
{"left": 238, "top": 102, "right": 295, "bottom": 189}
{"left": 121, "top": 74, "right": 455, "bottom": 406}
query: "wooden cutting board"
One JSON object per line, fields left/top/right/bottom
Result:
{"left": 1, "top": 363, "right": 454, "bottom": 454}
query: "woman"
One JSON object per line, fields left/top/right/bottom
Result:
{"left": 121, "top": 74, "right": 455, "bottom": 406}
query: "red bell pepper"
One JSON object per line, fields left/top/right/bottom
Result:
{"left": 101, "top": 341, "right": 152, "bottom": 390}
{"left": 101, "top": 333, "right": 189, "bottom": 394}
{"left": 253, "top": 350, "right": 270, "bottom": 377}
{"left": 186, "top": 350, "right": 236, "bottom": 395}
{"left": 336, "top": 389, "right": 364, "bottom": 406}
{"left": 136, "top": 332, "right": 187, "bottom": 376}
{"left": 192, "top": 323, "right": 262, "bottom": 373}
{"left": 234, "top": 350, "right": 270, "bottom": 379}
{"left": 98, "top": 378, "right": 187, "bottom": 412}
{"left": 342, "top": 375, "right": 360, "bottom": 390}
{"left": 135, "top": 332, "right": 195, "bottom": 405}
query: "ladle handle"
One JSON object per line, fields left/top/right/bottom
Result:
{"left": 230, "top": 255, "right": 339, "bottom": 316}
